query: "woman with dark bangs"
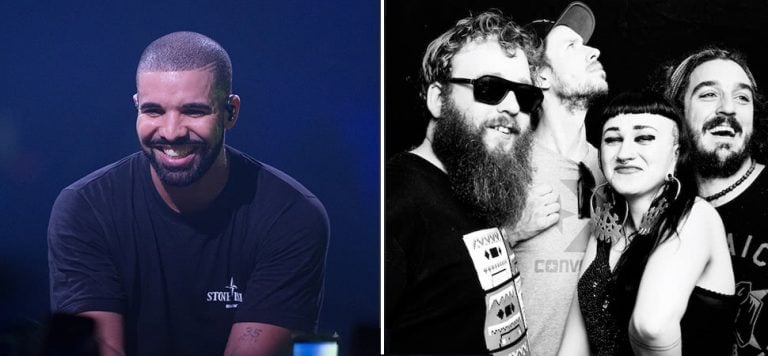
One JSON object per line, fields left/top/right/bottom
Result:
{"left": 558, "top": 92, "right": 737, "bottom": 355}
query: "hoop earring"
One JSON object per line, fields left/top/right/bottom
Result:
{"left": 637, "top": 175, "right": 676, "bottom": 235}
{"left": 590, "top": 183, "right": 627, "bottom": 243}
{"left": 638, "top": 196, "right": 670, "bottom": 235}
{"left": 666, "top": 174, "right": 681, "bottom": 201}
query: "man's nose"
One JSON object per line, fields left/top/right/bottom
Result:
{"left": 586, "top": 45, "right": 600, "bottom": 62}
{"left": 717, "top": 96, "right": 736, "bottom": 115}
{"left": 496, "top": 90, "right": 521, "bottom": 116}
{"left": 158, "top": 112, "right": 187, "bottom": 141}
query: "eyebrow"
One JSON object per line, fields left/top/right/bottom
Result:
{"left": 181, "top": 103, "right": 213, "bottom": 112}
{"left": 632, "top": 125, "right": 657, "bottom": 131}
{"left": 691, "top": 80, "right": 754, "bottom": 95}
{"left": 602, "top": 124, "right": 658, "bottom": 134}
{"left": 139, "top": 102, "right": 213, "bottom": 111}
{"left": 139, "top": 102, "right": 163, "bottom": 111}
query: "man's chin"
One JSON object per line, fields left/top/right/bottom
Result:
{"left": 482, "top": 135, "right": 516, "bottom": 154}
{"left": 145, "top": 151, "right": 202, "bottom": 187}
{"left": 588, "top": 80, "right": 609, "bottom": 97}
{"left": 153, "top": 164, "right": 201, "bottom": 187}
{"left": 694, "top": 144, "right": 750, "bottom": 178}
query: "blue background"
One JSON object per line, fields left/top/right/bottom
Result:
{"left": 0, "top": 1, "right": 379, "bottom": 354}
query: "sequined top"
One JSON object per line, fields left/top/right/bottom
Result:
{"left": 577, "top": 239, "right": 629, "bottom": 356}
{"left": 578, "top": 239, "right": 738, "bottom": 355}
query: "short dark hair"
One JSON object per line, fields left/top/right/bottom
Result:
{"left": 137, "top": 31, "right": 232, "bottom": 101}
{"left": 420, "top": 9, "right": 539, "bottom": 100}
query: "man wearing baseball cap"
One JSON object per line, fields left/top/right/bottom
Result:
{"left": 508, "top": 2, "right": 609, "bottom": 355}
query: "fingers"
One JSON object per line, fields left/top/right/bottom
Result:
{"left": 530, "top": 183, "right": 554, "bottom": 196}
{"left": 536, "top": 211, "right": 559, "bottom": 229}
{"left": 528, "top": 184, "right": 560, "bottom": 231}
{"left": 541, "top": 200, "right": 561, "bottom": 216}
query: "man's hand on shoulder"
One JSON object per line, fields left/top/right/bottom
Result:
{"left": 504, "top": 184, "right": 560, "bottom": 247}
{"left": 224, "top": 322, "right": 293, "bottom": 356}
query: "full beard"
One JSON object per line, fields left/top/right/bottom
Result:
{"left": 143, "top": 134, "right": 225, "bottom": 187}
{"left": 431, "top": 100, "right": 533, "bottom": 229}
{"left": 692, "top": 133, "right": 751, "bottom": 179}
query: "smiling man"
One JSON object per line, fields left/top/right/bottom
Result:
{"left": 48, "top": 32, "right": 329, "bottom": 356}
{"left": 665, "top": 47, "right": 768, "bottom": 355}
{"left": 385, "top": 10, "right": 541, "bottom": 355}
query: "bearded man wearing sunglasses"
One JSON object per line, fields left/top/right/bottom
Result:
{"left": 385, "top": 9, "right": 542, "bottom": 355}
{"left": 506, "top": 2, "right": 609, "bottom": 355}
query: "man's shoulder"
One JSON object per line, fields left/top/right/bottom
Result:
{"left": 49, "top": 153, "right": 145, "bottom": 232}
{"left": 386, "top": 152, "right": 457, "bottom": 221}
{"left": 229, "top": 147, "right": 326, "bottom": 216}
{"left": 718, "top": 164, "right": 768, "bottom": 212}
{"left": 62, "top": 152, "right": 143, "bottom": 195}
{"left": 386, "top": 152, "right": 444, "bottom": 189}
{"left": 739, "top": 164, "right": 768, "bottom": 197}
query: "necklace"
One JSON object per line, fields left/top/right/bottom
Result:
{"left": 704, "top": 160, "right": 756, "bottom": 201}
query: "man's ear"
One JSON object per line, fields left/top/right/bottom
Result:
{"left": 224, "top": 94, "right": 241, "bottom": 129}
{"left": 132, "top": 94, "right": 138, "bottom": 109}
{"left": 426, "top": 83, "right": 444, "bottom": 119}
{"left": 534, "top": 66, "right": 551, "bottom": 90}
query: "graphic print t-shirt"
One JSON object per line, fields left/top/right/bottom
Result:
{"left": 716, "top": 169, "right": 768, "bottom": 355}
{"left": 386, "top": 153, "right": 529, "bottom": 355}
{"left": 514, "top": 143, "right": 604, "bottom": 356}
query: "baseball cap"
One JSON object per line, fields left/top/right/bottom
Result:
{"left": 526, "top": 2, "right": 595, "bottom": 44}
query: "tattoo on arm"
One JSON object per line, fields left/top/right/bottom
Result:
{"left": 238, "top": 327, "right": 263, "bottom": 344}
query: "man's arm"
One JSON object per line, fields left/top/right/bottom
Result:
{"left": 49, "top": 188, "right": 127, "bottom": 353}
{"left": 223, "top": 322, "right": 292, "bottom": 356}
{"left": 504, "top": 184, "right": 560, "bottom": 247}
{"left": 79, "top": 311, "right": 125, "bottom": 356}
{"left": 229, "top": 188, "right": 329, "bottom": 354}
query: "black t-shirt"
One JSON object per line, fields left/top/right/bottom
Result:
{"left": 48, "top": 147, "right": 329, "bottom": 355}
{"left": 716, "top": 169, "right": 768, "bottom": 354}
{"left": 386, "top": 153, "right": 529, "bottom": 355}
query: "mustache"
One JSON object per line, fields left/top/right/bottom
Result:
{"left": 485, "top": 116, "right": 521, "bottom": 135}
{"left": 588, "top": 62, "right": 604, "bottom": 72}
{"left": 146, "top": 137, "right": 206, "bottom": 146}
{"left": 702, "top": 115, "right": 743, "bottom": 134}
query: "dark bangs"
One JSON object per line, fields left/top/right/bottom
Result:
{"left": 598, "top": 92, "right": 683, "bottom": 132}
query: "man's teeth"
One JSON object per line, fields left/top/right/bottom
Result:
{"left": 709, "top": 126, "right": 736, "bottom": 136}
{"left": 494, "top": 126, "right": 511, "bottom": 135}
{"left": 162, "top": 147, "right": 193, "bottom": 157}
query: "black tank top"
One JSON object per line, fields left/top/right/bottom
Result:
{"left": 578, "top": 239, "right": 738, "bottom": 355}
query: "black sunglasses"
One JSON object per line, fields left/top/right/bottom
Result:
{"left": 448, "top": 75, "right": 543, "bottom": 113}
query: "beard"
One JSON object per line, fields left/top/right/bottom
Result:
{"left": 431, "top": 99, "right": 533, "bottom": 229}
{"left": 550, "top": 70, "right": 608, "bottom": 111}
{"left": 692, "top": 134, "right": 752, "bottom": 179}
{"left": 142, "top": 132, "right": 225, "bottom": 187}
{"left": 692, "top": 115, "right": 752, "bottom": 178}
